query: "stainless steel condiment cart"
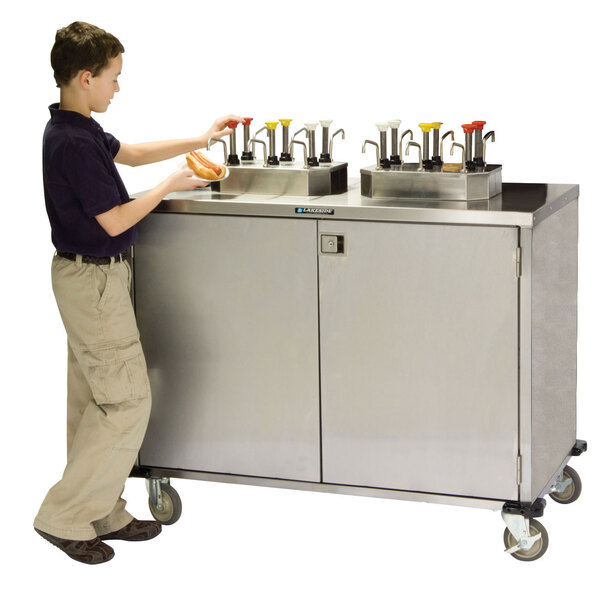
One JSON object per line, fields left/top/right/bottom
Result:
{"left": 130, "top": 179, "right": 586, "bottom": 561}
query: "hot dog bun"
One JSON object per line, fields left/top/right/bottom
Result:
{"left": 186, "top": 151, "right": 226, "bottom": 180}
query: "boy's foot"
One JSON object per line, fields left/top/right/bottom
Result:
{"left": 35, "top": 528, "right": 115, "bottom": 564}
{"left": 99, "top": 518, "right": 162, "bottom": 542}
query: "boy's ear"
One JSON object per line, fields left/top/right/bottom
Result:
{"left": 78, "top": 69, "right": 93, "bottom": 90}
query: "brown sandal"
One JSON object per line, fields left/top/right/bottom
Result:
{"left": 99, "top": 518, "right": 162, "bottom": 542}
{"left": 35, "top": 528, "right": 115, "bottom": 564}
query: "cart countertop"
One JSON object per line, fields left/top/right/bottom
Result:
{"left": 131, "top": 180, "right": 579, "bottom": 228}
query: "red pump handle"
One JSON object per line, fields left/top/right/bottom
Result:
{"left": 462, "top": 124, "right": 476, "bottom": 133}
{"left": 227, "top": 120, "right": 240, "bottom": 129}
{"left": 242, "top": 117, "right": 253, "bottom": 126}
{"left": 472, "top": 121, "right": 486, "bottom": 130}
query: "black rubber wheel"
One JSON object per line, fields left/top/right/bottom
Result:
{"left": 549, "top": 465, "right": 582, "bottom": 504}
{"left": 148, "top": 483, "right": 182, "bottom": 525}
{"left": 503, "top": 518, "right": 549, "bottom": 561}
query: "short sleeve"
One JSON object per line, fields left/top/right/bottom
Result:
{"left": 104, "top": 131, "right": 121, "bottom": 158}
{"left": 64, "top": 138, "right": 122, "bottom": 218}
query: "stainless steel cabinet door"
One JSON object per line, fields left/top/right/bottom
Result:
{"left": 135, "top": 213, "right": 320, "bottom": 481}
{"left": 319, "top": 221, "right": 519, "bottom": 500}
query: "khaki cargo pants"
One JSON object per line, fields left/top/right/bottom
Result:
{"left": 34, "top": 254, "right": 151, "bottom": 541}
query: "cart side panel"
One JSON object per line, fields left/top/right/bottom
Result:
{"left": 530, "top": 199, "right": 578, "bottom": 500}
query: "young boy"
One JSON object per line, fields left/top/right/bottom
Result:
{"left": 34, "top": 21, "right": 244, "bottom": 564}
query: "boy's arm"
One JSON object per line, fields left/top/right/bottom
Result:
{"left": 115, "top": 138, "right": 203, "bottom": 167}
{"left": 114, "top": 114, "right": 245, "bottom": 167}
{"left": 95, "top": 168, "right": 206, "bottom": 237}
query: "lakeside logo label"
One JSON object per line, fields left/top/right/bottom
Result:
{"left": 295, "top": 207, "right": 335, "bottom": 215}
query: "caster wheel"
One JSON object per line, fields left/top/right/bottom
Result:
{"left": 503, "top": 518, "right": 549, "bottom": 561}
{"left": 550, "top": 465, "right": 582, "bottom": 504}
{"left": 148, "top": 483, "right": 182, "bottom": 525}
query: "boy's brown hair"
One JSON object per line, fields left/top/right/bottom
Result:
{"left": 51, "top": 21, "right": 125, "bottom": 88}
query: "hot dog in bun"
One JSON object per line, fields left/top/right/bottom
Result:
{"left": 186, "top": 151, "right": 226, "bottom": 180}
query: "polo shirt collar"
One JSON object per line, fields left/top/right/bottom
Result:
{"left": 48, "top": 103, "right": 102, "bottom": 134}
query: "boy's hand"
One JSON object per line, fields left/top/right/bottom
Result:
{"left": 165, "top": 167, "right": 210, "bottom": 193}
{"left": 205, "top": 114, "right": 245, "bottom": 141}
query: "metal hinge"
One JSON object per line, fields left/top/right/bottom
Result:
{"left": 516, "top": 455, "right": 522, "bottom": 485}
{"left": 515, "top": 247, "right": 522, "bottom": 278}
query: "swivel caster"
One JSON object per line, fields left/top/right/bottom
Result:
{"left": 146, "top": 477, "right": 182, "bottom": 525}
{"left": 549, "top": 465, "right": 582, "bottom": 504}
{"left": 503, "top": 517, "right": 549, "bottom": 561}
{"left": 501, "top": 499, "right": 548, "bottom": 561}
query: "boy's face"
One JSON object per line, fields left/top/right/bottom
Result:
{"left": 88, "top": 54, "right": 122, "bottom": 113}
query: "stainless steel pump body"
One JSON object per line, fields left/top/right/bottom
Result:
{"left": 218, "top": 160, "right": 348, "bottom": 196}
{"left": 361, "top": 164, "right": 502, "bottom": 201}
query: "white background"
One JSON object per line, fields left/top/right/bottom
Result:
{"left": 2, "top": 0, "right": 598, "bottom": 596}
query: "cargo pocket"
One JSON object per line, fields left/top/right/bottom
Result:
{"left": 79, "top": 336, "right": 150, "bottom": 405}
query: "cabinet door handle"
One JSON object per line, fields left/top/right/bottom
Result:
{"left": 320, "top": 234, "right": 345, "bottom": 255}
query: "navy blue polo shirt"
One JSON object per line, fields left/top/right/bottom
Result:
{"left": 43, "top": 103, "right": 136, "bottom": 256}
